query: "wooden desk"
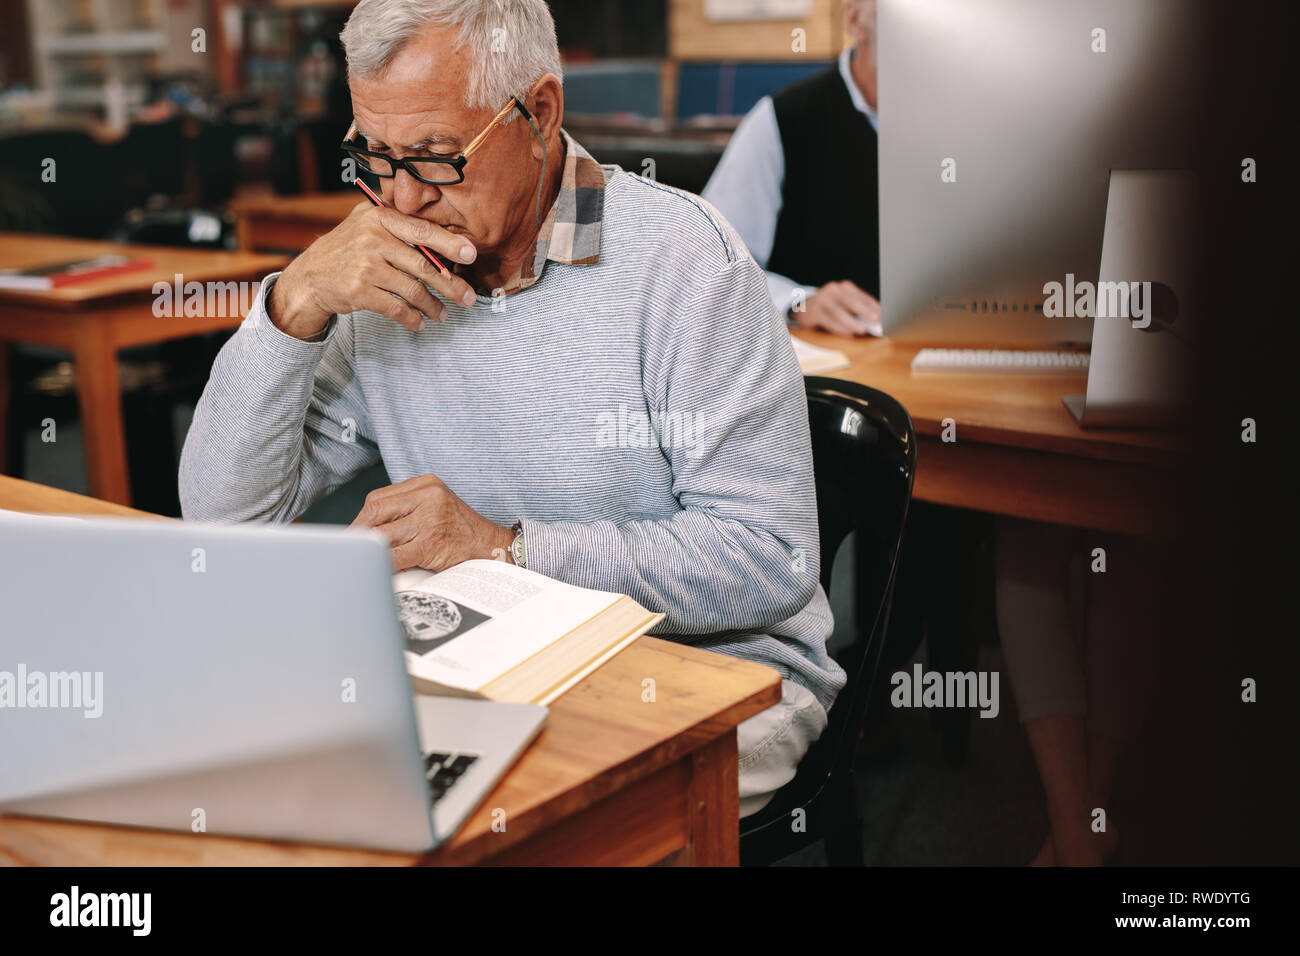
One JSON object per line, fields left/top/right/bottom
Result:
{"left": 795, "top": 331, "right": 1185, "bottom": 535}
{"left": 229, "top": 192, "right": 360, "bottom": 253}
{"left": 0, "top": 475, "right": 781, "bottom": 866}
{"left": 0, "top": 234, "right": 287, "bottom": 506}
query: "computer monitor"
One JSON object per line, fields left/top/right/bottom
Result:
{"left": 878, "top": 0, "right": 1209, "bottom": 346}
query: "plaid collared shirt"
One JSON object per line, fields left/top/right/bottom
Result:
{"left": 486, "top": 129, "right": 606, "bottom": 295}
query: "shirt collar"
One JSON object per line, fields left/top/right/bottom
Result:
{"left": 838, "top": 45, "right": 878, "bottom": 130}
{"left": 509, "top": 129, "right": 607, "bottom": 294}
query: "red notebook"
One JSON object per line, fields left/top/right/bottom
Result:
{"left": 0, "top": 255, "right": 154, "bottom": 291}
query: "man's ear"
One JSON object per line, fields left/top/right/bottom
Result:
{"left": 526, "top": 73, "right": 564, "bottom": 158}
{"left": 844, "top": 2, "right": 870, "bottom": 48}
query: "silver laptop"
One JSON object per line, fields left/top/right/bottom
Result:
{"left": 0, "top": 512, "right": 546, "bottom": 852}
{"left": 1062, "top": 170, "right": 1199, "bottom": 427}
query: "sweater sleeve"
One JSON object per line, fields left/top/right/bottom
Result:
{"left": 518, "top": 252, "right": 822, "bottom": 635}
{"left": 178, "top": 274, "right": 381, "bottom": 523}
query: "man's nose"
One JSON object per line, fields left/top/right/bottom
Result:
{"left": 386, "top": 168, "right": 441, "bottom": 215}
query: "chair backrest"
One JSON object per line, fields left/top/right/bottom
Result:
{"left": 116, "top": 118, "right": 188, "bottom": 206}
{"left": 744, "top": 377, "right": 915, "bottom": 825}
{"left": 0, "top": 130, "right": 125, "bottom": 237}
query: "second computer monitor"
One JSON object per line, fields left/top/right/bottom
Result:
{"left": 877, "top": 0, "right": 1208, "bottom": 346}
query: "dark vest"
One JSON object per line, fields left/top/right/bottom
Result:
{"left": 767, "top": 66, "right": 879, "bottom": 298}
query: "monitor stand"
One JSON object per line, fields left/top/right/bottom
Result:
{"left": 1062, "top": 394, "right": 1087, "bottom": 425}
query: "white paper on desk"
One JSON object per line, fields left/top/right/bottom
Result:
{"left": 791, "top": 333, "right": 852, "bottom": 374}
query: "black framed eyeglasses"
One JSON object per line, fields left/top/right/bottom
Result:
{"left": 341, "top": 97, "right": 524, "bottom": 186}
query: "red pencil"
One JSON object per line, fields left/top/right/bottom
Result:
{"left": 353, "top": 178, "right": 451, "bottom": 279}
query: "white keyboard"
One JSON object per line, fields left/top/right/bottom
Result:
{"left": 910, "top": 348, "right": 1090, "bottom": 373}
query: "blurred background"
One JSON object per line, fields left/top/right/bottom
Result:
{"left": 0, "top": 0, "right": 848, "bottom": 215}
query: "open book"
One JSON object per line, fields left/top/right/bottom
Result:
{"left": 393, "top": 560, "right": 663, "bottom": 706}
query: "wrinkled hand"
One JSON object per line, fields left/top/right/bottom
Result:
{"left": 268, "top": 201, "right": 482, "bottom": 339}
{"left": 790, "top": 280, "right": 882, "bottom": 337}
{"left": 350, "top": 474, "right": 515, "bottom": 572}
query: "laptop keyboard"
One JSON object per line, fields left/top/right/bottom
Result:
{"left": 423, "top": 751, "right": 480, "bottom": 805}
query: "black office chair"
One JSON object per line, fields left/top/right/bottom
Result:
{"left": 115, "top": 117, "right": 188, "bottom": 208}
{"left": 0, "top": 129, "right": 126, "bottom": 237}
{"left": 738, "top": 377, "right": 916, "bottom": 867}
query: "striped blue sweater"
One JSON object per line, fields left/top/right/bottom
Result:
{"left": 179, "top": 167, "right": 847, "bottom": 713}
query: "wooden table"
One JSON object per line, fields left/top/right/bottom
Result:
{"left": 229, "top": 192, "right": 360, "bottom": 253}
{"left": 0, "top": 234, "right": 287, "bottom": 506}
{"left": 0, "top": 475, "right": 781, "bottom": 866}
{"left": 794, "top": 331, "right": 1184, "bottom": 535}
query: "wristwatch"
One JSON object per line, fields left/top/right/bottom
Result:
{"left": 509, "top": 521, "right": 527, "bottom": 569}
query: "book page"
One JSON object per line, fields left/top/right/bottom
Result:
{"left": 393, "top": 559, "right": 621, "bottom": 693}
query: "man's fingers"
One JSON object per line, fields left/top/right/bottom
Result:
{"left": 811, "top": 282, "right": 882, "bottom": 336}
{"left": 386, "top": 240, "right": 447, "bottom": 285}
{"left": 389, "top": 539, "right": 428, "bottom": 573}
{"left": 352, "top": 475, "right": 445, "bottom": 525}
{"left": 837, "top": 282, "right": 880, "bottom": 318}
{"left": 845, "top": 315, "right": 879, "bottom": 336}
{"left": 351, "top": 488, "right": 420, "bottom": 528}
{"left": 377, "top": 266, "right": 447, "bottom": 325}
{"left": 370, "top": 515, "right": 425, "bottom": 573}
{"left": 382, "top": 246, "right": 477, "bottom": 310}
{"left": 365, "top": 475, "right": 438, "bottom": 502}
{"left": 817, "top": 301, "right": 862, "bottom": 336}
{"left": 793, "top": 299, "right": 849, "bottom": 334}
{"left": 345, "top": 199, "right": 374, "bottom": 220}
{"left": 375, "top": 206, "right": 477, "bottom": 265}
{"left": 819, "top": 280, "right": 878, "bottom": 318}
{"left": 825, "top": 307, "right": 877, "bottom": 336}
{"left": 360, "top": 287, "right": 425, "bottom": 331}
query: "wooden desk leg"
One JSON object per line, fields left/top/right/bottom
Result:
{"left": 72, "top": 324, "right": 130, "bottom": 506}
{"left": 0, "top": 341, "right": 9, "bottom": 475}
{"left": 686, "top": 730, "right": 740, "bottom": 866}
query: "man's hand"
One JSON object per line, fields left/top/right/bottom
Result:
{"left": 268, "top": 202, "right": 482, "bottom": 340}
{"left": 790, "top": 280, "right": 882, "bottom": 337}
{"left": 350, "top": 474, "right": 515, "bottom": 572}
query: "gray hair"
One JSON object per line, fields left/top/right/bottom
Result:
{"left": 340, "top": 0, "right": 563, "bottom": 118}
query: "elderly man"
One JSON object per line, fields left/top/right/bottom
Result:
{"left": 179, "top": 0, "right": 845, "bottom": 819}
{"left": 703, "top": 0, "right": 882, "bottom": 337}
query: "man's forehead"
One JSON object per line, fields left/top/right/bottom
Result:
{"left": 348, "top": 25, "right": 477, "bottom": 145}
{"left": 350, "top": 92, "right": 471, "bottom": 147}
